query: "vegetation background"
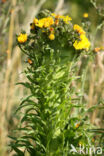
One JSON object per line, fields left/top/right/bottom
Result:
{"left": 0, "top": 0, "right": 104, "bottom": 155}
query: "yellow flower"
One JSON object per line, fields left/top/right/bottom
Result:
{"left": 73, "top": 34, "right": 90, "bottom": 51}
{"left": 64, "top": 16, "right": 72, "bottom": 23}
{"left": 74, "top": 24, "right": 85, "bottom": 35}
{"left": 36, "top": 19, "right": 44, "bottom": 28}
{"left": 44, "top": 17, "right": 54, "bottom": 28}
{"left": 83, "top": 13, "right": 88, "bottom": 18}
{"left": 33, "top": 18, "right": 38, "bottom": 24}
{"left": 49, "top": 33, "right": 55, "bottom": 40}
{"left": 44, "top": 21, "right": 50, "bottom": 28}
{"left": 35, "top": 17, "right": 54, "bottom": 28}
{"left": 51, "top": 13, "right": 72, "bottom": 24}
{"left": 17, "top": 33, "right": 27, "bottom": 43}
{"left": 59, "top": 15, "right": 72, "bottom": 24}
{"left": 61, "top": 15, "right": 72, "bottom": 24}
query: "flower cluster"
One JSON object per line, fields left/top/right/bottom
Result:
{"left": 34, "top": 17, "right": 54, "bottom": 28}
{"left": 30, "top": 13, "right": 72, "bottom": 41}
{"left": 17, "top": 11, "right": 90, "bottom": 51}
{"left": 12, "top": 11, "right": 94, "bottom": 156}
{"left": 51, "top": 13, "right": 72, "bottom": 24}
{"left": 73, "top": 24, "right": 90, "bottom": 51}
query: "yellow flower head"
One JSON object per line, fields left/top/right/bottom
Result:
{"left": 44, "top": 17, "right": 54, "bottom": 28}
{"left": 33, "top": 18, "right": 38, "bottom": 24}
{"left": 35, "top": 17, "right": 54, "bottom": 28}
{"left": 51, "top": 13, "right": 72, "bottom": 24}
{"left": 74, "top": 24, "right": 85, "bottom": 35}
{"left": 59, "top": 15, "right": 72, "bottom": 24}
{"left": 61, "top": 15, "right": 72, "bottom": 24}
{"left": 83, "top": 13, "right": 88, "bottom": 18}
{"left": 36, "top": 19, "right": 44, "bottom": 28}
{"left": 49, "top": 33, "right": 55, "bottom": 40}
{"left": 73, "top": 34, "right": 90, "bottom": 51}
{"left": 17, "top": 33, "right": 27, "bottom": 43}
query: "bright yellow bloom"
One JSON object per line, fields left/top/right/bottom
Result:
{"left": 49, "top": 33, "right": 55, "bottom": 40}
{"left": 35, "top": 18, "right": 45, "bottom": 28}
{"left": 35, "top": 17, "right": 54, "bottom": 28}
{"left": 36, "top": 20, "right": 44, "bottom": 28}
{"left": 64, "top": 16, "right": 72, "bottom": 23}
{"left": 33, "top": 18, "right": 38, "bottom": 24}
{"left": 44, "top": 21, "right": 50, "bottom": 28}
{"left": 83, "top": 13, "right": 88, "bottom": 18}
{"left": 60, "top": 15, "right": 72, "bottom": 24}
{"left": 44, "top": 17, "right": 54, "bottom": 28}
{"left": 73, "top": 34, "right": 90, "bottom": 51}
{"left": 74, "top": 24, "right": 85, "bottom": 35}
{"left": 51, "top": 13, "right": 72, "bottom": 24}
{"left": 17, "top": 33, "right": 27, "bottom": 43}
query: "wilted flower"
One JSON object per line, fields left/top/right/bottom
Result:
{"left": 75, "top": 123, "right": 80, "bottom": 128}
{"left": 30, "top": 23, "right": 35, "bottom": 30}
{"left": 94, "top": 47, "right": 101, "bottom": 52}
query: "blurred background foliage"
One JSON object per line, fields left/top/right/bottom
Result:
{"left": 0, "top": 0, "right": 104, "bottom": 155}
